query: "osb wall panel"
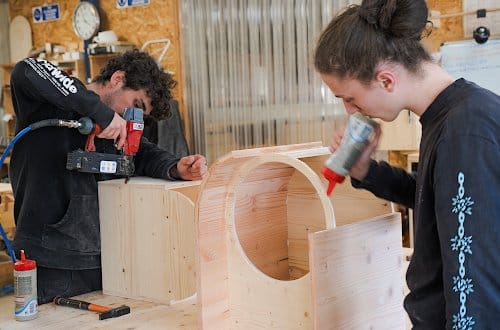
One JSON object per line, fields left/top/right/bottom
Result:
{"left": 425, "top": 0, "right": 464, "bottom": 52}
{"left": 8, "top": 0, "right": 189, "bottom": 145}
{"left": 9, "top": 1, "right": 81, "bottom": 52}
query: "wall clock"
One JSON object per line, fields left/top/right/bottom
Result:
{"left": 72, "top": 1, "right": 100, "bottom": 41}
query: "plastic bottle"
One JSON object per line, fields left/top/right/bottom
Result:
{"left": 322, "top": 112, "right": 378, "bottom": 195}
{"left": 14, "top": 250, "right": 38, "bottom": 321}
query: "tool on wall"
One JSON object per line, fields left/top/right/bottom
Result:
{"left": 53, "top": 296, "right": 130, "bottom": 320}
{"left": 140, "top": 38, "right": 171, "bottom": 69}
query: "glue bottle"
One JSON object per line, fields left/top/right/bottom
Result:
{"left": 322, "top": 112, "right": 378, "bottom": 196}
{"left": 14, "top": 250, "right": 38, "bottom": 321}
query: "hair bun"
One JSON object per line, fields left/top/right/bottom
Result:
{"left": 358, "top": 3, "right": 379, "bottom": 26}
{"left": 358, "top": 0, "right": 397, "bottom": 31}
{"left": 358, "top": 0, "right": 428, "bottom": 39}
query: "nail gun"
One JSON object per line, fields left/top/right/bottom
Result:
{"left": 66, "top": 107, "right": 144, "bottom": 177}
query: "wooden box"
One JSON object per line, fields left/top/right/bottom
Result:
{"left": 99, "top": 143, "right": 404, "bottom": 328}
{"left": 99, "top": 178, "right": 200, "bottom": 304}
{"left": 196, "top": 143, "right": 404, "bottom": 329}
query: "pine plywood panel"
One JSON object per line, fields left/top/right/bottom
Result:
{"left": 99, "top": 180, "right": 132, "bottom": 297}
{"left": 196, "top": 142, "right": 323, "bottom": 329}
{"left": 298, "top": 153, "right": 393, "bottom": 226}
{"left": 287, "top": 169, "right": 329, "bottom": 279}
{"left": 329, "top": 182, "right": 394, "bottom": 226}
{"left": 309, "top": 213, "right": 404, "bottom": 330}
{"left": 225, "top": 154, "right": 332, "bottom": 329}
{"left": 99, "top": 177, "right": 200, "bottom": 304}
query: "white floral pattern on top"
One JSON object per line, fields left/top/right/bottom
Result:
{"left": 450, "top": 172, "right": 475, "bottom": 330}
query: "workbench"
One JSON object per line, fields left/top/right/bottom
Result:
{"left": 0, "top": 247, "right": 412, "bottom": 329}
{"left": 0, "top": 291, "right": 197, "bottom": 329}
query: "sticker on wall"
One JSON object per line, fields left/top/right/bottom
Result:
{"left": 32, "top": 4, "right": 60, "bottom": 23}
{"left": 116, "top": 0, "right": 150, "bottom": 9}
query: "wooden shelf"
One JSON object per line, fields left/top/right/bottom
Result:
{"left": 89, "top": 54, "right": 119, "bottom": 81}
{"left": 56, "top": 59, "right": 86, "bottom": 83}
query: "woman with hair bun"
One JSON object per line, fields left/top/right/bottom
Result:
{"left": 315, "top": 0, "right": 500, "bottom": 328}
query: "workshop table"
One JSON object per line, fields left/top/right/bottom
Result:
{"left": 0, "top": 291, "right": 197, "bottom": 329}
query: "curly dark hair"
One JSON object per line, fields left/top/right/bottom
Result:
{"left": 93, "top": 49, "right": 177, "bottom": 121}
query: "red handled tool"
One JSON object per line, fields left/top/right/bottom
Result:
{"left": 53, "top": 296, "right": 130, "bottom": 320}
{"left": 66, "top": 107, "right": 144, "bottom": 176}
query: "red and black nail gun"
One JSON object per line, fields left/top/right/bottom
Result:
{"left": 66, "top": 107, "right": 144, "bottom": 176}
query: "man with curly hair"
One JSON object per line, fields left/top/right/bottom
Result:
{"left": 9, "top": 50, "right": 207, "bottom": 304}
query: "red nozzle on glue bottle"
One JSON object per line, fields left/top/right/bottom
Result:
{"left": 322, "top": 112, "right": 378, "bottom": 196}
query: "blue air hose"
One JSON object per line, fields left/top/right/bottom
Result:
{"left": 0, "top": 119, "right": 81, "bottom": 263}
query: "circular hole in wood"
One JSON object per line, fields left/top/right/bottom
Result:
{"left": 233, "top": 161, "right": 327, "bottom": 280}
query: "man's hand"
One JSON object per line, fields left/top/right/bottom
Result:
{"left": 176, "top": 155, "right": 208, "bottom": 180}
{"left": 329, "top": 123, "right": 382, "bottom": 181}
{"left": 97, "top": 112, "right": 127, "bottom": 149}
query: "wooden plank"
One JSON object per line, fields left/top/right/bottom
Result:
{"left": 329, "top": 182, "right": 393, "bottom": 226}
{"left": 299, "top": 154, "right": 393, "bottom": 225}
{"left": 309, "top": 213, "right": 404, "bottom": 329}
{"left": 99, "top": 178, "right": 200, "bottom": 304}
{"left": 99, "top": 180, "right": 133, "bottom": 298}
{"left": 287, "top": 169, "right": 330, "bottom": 279}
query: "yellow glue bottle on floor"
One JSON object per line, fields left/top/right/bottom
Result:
{"left": 322, "top": 112, "right": 378, "bottom": 195}
{"left": 14, "top": 250, "right": 38, "bottom": 321}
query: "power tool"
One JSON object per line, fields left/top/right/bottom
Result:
{"left": 66, "top": 107, "right": 144, "bottom": 176}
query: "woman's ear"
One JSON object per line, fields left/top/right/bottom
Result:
{"left": 375, "top": 70, "right": 395, "bottom": 92}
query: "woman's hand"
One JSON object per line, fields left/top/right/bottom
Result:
{"left": 329, "top": 123, "right": 382, "bottom": 181}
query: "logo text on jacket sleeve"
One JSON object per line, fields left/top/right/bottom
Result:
{"left": 24, "top": 58, "right": 79, "bottom": 96}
